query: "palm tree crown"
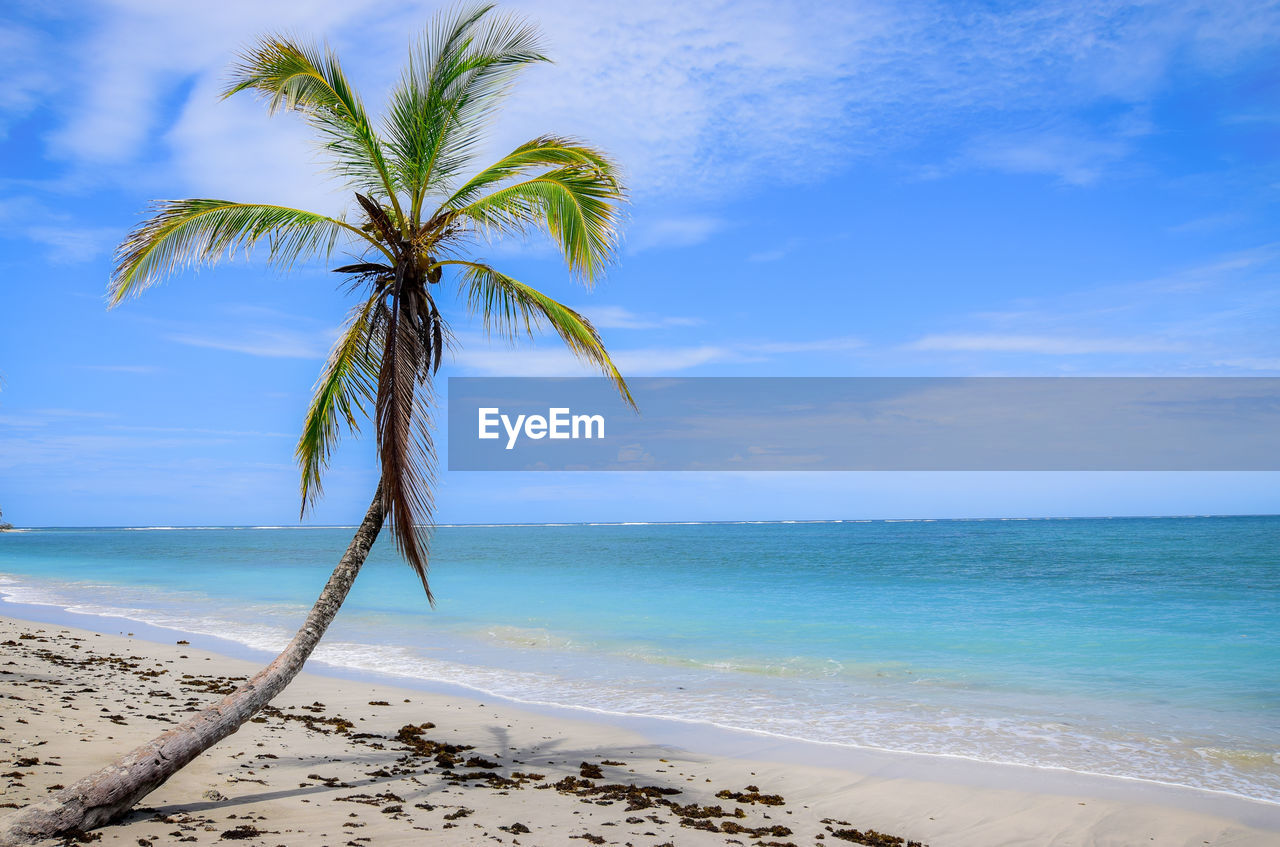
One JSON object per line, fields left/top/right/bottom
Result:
{"left": 108, "top": 4, "right": 632, "bottom": 598}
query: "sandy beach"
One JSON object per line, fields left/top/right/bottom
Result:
{"left": 1, "top": 615, "right": 1278, "bottom": 846}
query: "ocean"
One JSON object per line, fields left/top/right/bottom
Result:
{"left": 1, "top": 517, "right": 1277, "bottom": 803}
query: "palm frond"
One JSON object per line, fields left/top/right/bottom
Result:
{"left": 384, "top": 3, "right": 548, "bottom": 226}
{"left": 224, "top": 36, "right": 405, "bottom": 223}
{"left": 331, "top": 262, "right": 393, "bottom": 276}
{"left": 453, "top": 166, "right": 625, "bottom": 280}
{"left": 110, "top": 200, "right": 383, "bottom": 304}
{"left": 297, "top": 295, "right": 382, "bottom": 515}
{"left": 446, "top": 260, "right": 634, "bottom": 407}
{"left": 375, "top": 292, "right": 438, "bottom": 601}
{"left": 441, "top": 135, "right": 618, "bottom": 209}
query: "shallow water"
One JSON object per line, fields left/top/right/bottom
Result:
{"left": 1, "top": 516, "right": 1277, "bottom": 802}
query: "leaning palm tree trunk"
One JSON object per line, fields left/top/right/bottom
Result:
{"left": 0, "top": 484, "right": 386, "bottom": 846}
{"left": 10, "top": 8, "right": 632, "bottom": 845}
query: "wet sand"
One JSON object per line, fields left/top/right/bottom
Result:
{"left": 1, "top": 615, "right": 1277, "bottom": 846}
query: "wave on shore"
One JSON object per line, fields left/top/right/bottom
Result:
{"left": 2, "top": 568, "right": 1277, "bottom": 807}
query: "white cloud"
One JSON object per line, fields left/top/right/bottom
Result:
{"left": 961, "top": 129, "right": 1131, "bottom": 186}
{"left": 80, "top": 364, "right": 162, "bottom": 374}
{"left": 453, "top": 344, "right": 738, "bottom": 376}
{"left": 24, "top": 0, "right": 1277, "bottom": 203}
{"left": 627, "top": 216, "right": 726, "bottom": 251}
{"left": 891, "top": 243, "right": 1280, "bottom": 373}
{"left": 0, "top": 196, "right": 118, "bottom": 262}
{"left": 23, "top": 225, "right": 119, "bottom": 263}
{"left": 1167, "top": 213, "right": 1245, "bottom": 234}
{"left": 106, "top": 424, "right": 292, "bottom": 438}
{"left": 162, "top": 75, "right": 352, "bottom": 212}
{"left": 0, "top": 23, "right": 52, "bottom": 137}
{"left": 0, "top": 408, "right": 115, "bottom": 429}
{"left": 166, "top": 326, "right": 336, "bottom": 359}
{"left": 613, "top": 346, "right": 737, "bottom": 373}
{"left": 45, "top": 1, "right": 372, "bottom": 166}
{"left": 147, "top": 302, "right": 343, "bottom": 359}
{"left": 1213, "top": 358, "right": 1280, "bottom": 372}
{"left": 758, "top": 337, "right": 865, "bottom": 354}
{"left": 581, "top": 306, "right": 703, "bottom": 330}
{"left": 452, "top": 346, "right": 584, "bottom": 377}
{"left": 453, "top": 333, "right": 864, "bottom": 377}
{"left": 1221, "top": 112, "right": 1280, "bottom": 126}
{"left": 1153, "top": 246, "right": 1280, "bottom": 289}
{"left": 907, "top": 334, "right": 1183, "bottom": 355}
{"left": 512, "top": 0, "right": 1279, "bottom": 193}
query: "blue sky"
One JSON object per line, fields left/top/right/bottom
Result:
{"left": 1, "top": 0, "right": 1278, "bottom": 525}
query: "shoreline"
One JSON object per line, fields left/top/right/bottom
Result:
{"left": 6, "top": 595, "right": 1280, "bottom": 820}
{"left": 2, "top": 608, "right": 1279, "bottom": 845}
{"left": 3, "top": 578, "right": 1278, "bottom": 814}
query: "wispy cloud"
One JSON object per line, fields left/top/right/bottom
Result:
{"left": 455, "top": 344, "right": 740, "bottom": 376}
{"left": 45, "top": 2, "right": 366, "bottom": 164}
{"left": 32, "top": 408, "right": 115, "bottom": 419}
{"left": 903, "top": 243, "right": 1280, "bottom": 371}
{"left": 627, "top": 216, "right": 726, "bottom": 251}
{"left": 581, "top": 306, "right": 703, "bottom": 330}
{"left": 906, "top": 334, "right": 1182, "bottom": 355}
{"left": 1221, "top": 111, "right": 1280, "bottom": 126}
{"left": 147, "top": 303, "right": 342, "bottom": 360}
{"left": 1212, "top": 357, "right": 1280, "bottom": 373}
{"left": 23, "top": 225, "right": 119, "bottom": 263}
{"left": 106, "top": 424, "right": 293, "bottom": 438}
{"left": 166, "top": 327, "right": 336, "bottom": 359}
{"left": 455, "top": 345, "right": 742, "bottom": 378}
{"left": 758, "top": 337, "right": 865, "bottom": 354}
{"left": 453, "top": 332, "right": 863, "bottom": 376}
{"left": 162, "top": 74, "right": 350, "bottom": 211}
{"left": 493, "top": 0, "right": 1279, "bottom": 194}
{"left": 0, "top": 408, "right": 116, "bottom": 429}
{"left": 1167, "top": 213, "right": 1245, "bottom": 234}
{"left": 0, "top": 22, "right": 52, "bottom": 138}
{"left": 614, "top": 346, "right": 737, "bottom": 373}
{"left": 960, "top": 128, "right": 1132, "bottom": 186}
{"left": 80, "top": 364, "right": 162, "bottom": 374}
{"left": 452, "top": 347, "right": 585, "bottom": 378}
{"left": 0, "top": 197, "right": 117, "bottom": 263}
{"left": 22, "top": 0, "right": 1276, "bottom": 203}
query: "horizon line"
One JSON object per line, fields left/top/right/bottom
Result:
{"left": 6, "top": 513, "right": 1280, "bottom": 530}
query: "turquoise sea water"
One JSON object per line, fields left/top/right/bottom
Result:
{"left": 1, "top": 517, "right": 1277, "bottom": 802}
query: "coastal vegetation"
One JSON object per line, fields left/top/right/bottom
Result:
{"left": 0, "top": 4, "right": 630, "bottom": 842}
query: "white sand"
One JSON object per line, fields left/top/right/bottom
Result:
{"left": 1, "top": 615, "right": 1277, "bottom": 846}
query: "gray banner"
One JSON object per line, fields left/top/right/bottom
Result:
{"left": 447, "top": 377, "right": 1280, "bottom": 471}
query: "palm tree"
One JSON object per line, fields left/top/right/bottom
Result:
{"left": 0, "top": 5, "right": 630, "bottom": 843}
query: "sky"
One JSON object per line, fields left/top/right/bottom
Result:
{"left": 1, "top": 0, "right": 1278, "bottom": 526}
